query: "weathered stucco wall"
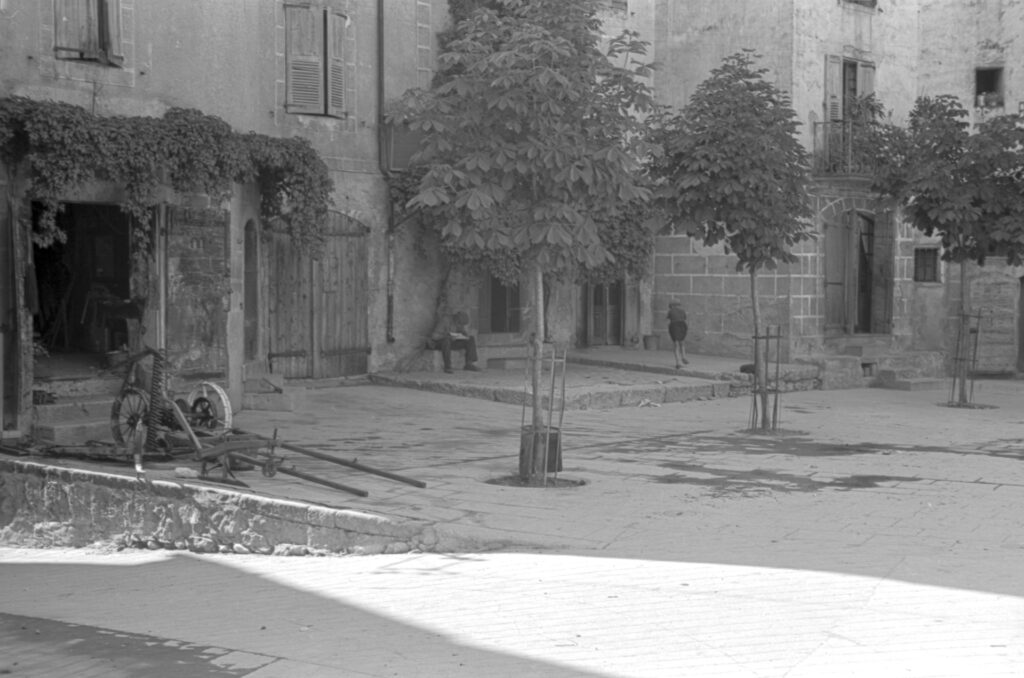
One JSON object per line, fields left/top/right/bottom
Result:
{"left": 919, "top": 0, "right": 1024, "bottom": 121}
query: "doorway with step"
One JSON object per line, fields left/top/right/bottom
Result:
{"left": 825, "top": 209, "right": 894, "bottom": 337}
{"left": 32, "top": 203, "right": 140, "bottom": 380}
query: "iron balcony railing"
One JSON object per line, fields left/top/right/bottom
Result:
{"left": 812, "top": 121, "right": 876, "bottom": 176}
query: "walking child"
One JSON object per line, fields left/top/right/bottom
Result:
{"left": 667, "top": 301, "right": 688, "bottom": 368}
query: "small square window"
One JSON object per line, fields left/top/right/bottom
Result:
{"left": 975, "top": 67, "right": 1004, "bottom": 108}
{"left": 913, "top": 248, "right": 940, "bottom": 282}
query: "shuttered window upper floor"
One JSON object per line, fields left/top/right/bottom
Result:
{"left": 285, "top": 3, "right": 348, "bottom": 118}
{"left": 54, "top": 0, "right": 124, "bottom": 67}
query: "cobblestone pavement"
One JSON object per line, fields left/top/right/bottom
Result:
{"left": 3, "top": 367, "right": 1024, "bottom": 676}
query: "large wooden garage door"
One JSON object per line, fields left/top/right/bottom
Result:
{"left": 266, "top": 212, "right": 369, "bottom": 378}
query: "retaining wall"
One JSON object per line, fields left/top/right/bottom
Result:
{"left": 0, "top": 459, "right": 464, "bottom": 556}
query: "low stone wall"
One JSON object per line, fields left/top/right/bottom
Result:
{"left": 0, "top": 459, "right": 464, "bottom": 556}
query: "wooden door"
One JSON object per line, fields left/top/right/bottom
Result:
{"left": 313, "top": 213, "right": 369, "bottom": 377}
{"left": 266, "top": 212, "right": 369, "bottom": 378}
{"left": 824, "top": 215, "right": 856, "bottom": 334}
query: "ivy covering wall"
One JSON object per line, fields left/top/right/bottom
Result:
{"left": 0, "top": 97, "right": 334, "bottom": 251}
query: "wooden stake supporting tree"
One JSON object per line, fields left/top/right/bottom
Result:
{"left": 749, "top": 325, "right": 784, "bottom": 431}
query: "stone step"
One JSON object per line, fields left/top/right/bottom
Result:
{"left": 34, "top": 396, "right": 113, "bottom": 424}
{"left": 873, "top": 377, "right": 946, "bottom": 391}
{"left": 367, "top": 373, "right": 732, "bottom": 409}
{"left": 487, "top": 357, "right": 528, "bottom": 371}
{"left": 244, "top": 373, "right": 286, "bottom": 393}
{"left": 34, "top": 419, "right": 114, "bottom": 445}
{"left": 242, "top": 388, "right": 306, "bottom": 412}
{"left": 34, "top": 376, "right": 123, "bottom": 399}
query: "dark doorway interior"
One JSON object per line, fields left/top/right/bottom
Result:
{"left": 33, "top": 203, "right": 135, "bottom": 367}
{"left": 587, "top": 281, "right": 623, "bottom": 346}
{"left": 855, "top": 216, "right": 874, "bottom": 333}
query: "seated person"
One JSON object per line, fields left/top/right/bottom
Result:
{"left": 426, "top": 310, "right": 481, "bottom": 373}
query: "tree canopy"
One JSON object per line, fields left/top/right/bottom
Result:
{"left": 649, "top": 51, "right": 813, "bottom": 274}
{"left": 648, "top": 51, "right": 812, "bottom": 430}
{"left": 868, "top": 94, "right": 1024, "bottom": 266}
{"left": 388, "top": 0, "right": 657, "bottom": 283}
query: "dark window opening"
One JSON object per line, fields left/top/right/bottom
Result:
{"left": 844, "top": 0, "right": 877, "bottom": 7}
{"left": 489, "top": 277, "right": 521, "bottom": 333}
{"left": 913, "top": 248, "right": 940, "bottom": 283}
{"left": 975, "top": 67, "right": 1004, "bottom": 108}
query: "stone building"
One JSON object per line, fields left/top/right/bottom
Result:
{"left": 647, "top": 0, "right": 1024, "bottom": 377}
{"left": 0, "top": 0, "right": 450, "bottom": 435}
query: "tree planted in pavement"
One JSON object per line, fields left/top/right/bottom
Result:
{"left": 649, "top": 51, "right": 812, "bottom": 429}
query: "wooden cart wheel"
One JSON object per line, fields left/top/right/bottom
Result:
{"left": 111, "top": 387, "right": 149, "bottom": 446}
{"left": 187, "top": 381, "right": 233, "bottom": 433}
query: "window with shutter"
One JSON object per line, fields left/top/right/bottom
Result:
{"left": 825, "top": 55, "right": 876, "bottom": 120}
{"left": 325, "top": 10, "right": 347, "bottom": 117}
{"left": 285, "top": 3, "right": 348, "bottom": 118}
{"left": 825, "top": 55, "right": 843, "bottom": 121}
{"left": 856, "top": 62, "right": 875, "bottom": 98}
{"left": 54, "top": 0, "right": 123, "bottom": 66}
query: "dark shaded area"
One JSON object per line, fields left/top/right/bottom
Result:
{"left": 0, "top": 555, "right": 608, "bottom": 678}
{"left": 0, "top": 611, "right": 263, "bottom": 678}
{"left": 653, "top": 459, "right": 919, "bottom": 496}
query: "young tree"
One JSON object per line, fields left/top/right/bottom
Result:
{"left": 649, "top": 51, "right": 812, "bottom": 429}
{"left": 389, "top": 0, "right": 656, "bottom": 481}
{"left": 867, "top": 95, "right": 1024, "bottom": 403}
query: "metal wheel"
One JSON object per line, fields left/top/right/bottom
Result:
{"left": 111, "top": 387, "right": 149, "bottom": 446}
{"left": 187, "top": 381, "right": 233, "bottom": 433}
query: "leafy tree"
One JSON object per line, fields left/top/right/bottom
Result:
{"left": 389, "top": 0, "right": 657, "bottom": 481}
{"left": 649, "top": 51, "right": 812, "bottom": 429}
{"left": 866, "top": 95, "right": 1024, "bottom": 403}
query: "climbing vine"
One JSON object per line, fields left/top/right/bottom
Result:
{"left": 0, "top": 96, "right": 333, "bottom": 250}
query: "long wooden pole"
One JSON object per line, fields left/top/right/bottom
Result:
{"left": 232, "top": 428, "right": 427, "bottom": 488}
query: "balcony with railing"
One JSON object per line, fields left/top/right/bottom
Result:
{"left": 812, "top": 120, "right": 877, "bottom": 177}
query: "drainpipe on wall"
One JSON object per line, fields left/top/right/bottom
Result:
{"left": 377, "top": 0, "right": 396, "bottom": 344}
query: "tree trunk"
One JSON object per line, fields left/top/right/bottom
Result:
{"left": 749, "top": 269, "right": 769, "bottom": 429}
{"left": 519, "top": 261, "right": 546, "bottom": 481}
{"left": 957, "top": 259, "right": 969, "bottom": 405}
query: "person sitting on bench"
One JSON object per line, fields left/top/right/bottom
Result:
{"left": 426, "top": 310, "right": 481, "bottom": 373}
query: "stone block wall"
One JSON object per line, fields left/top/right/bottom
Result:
{"left": 653, "top": 233, "right": 795, "bottom": 360}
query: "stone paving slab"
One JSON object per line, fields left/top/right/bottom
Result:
{"left": 4, "top": 370, "right": 1024, "bottom": 675}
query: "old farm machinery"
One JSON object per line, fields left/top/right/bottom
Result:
{"left": 106, "top": 346, "right": 424, "bottom": 496}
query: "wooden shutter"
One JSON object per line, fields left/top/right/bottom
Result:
{"left": 54, "top": 0, "right": 100, "bottom": 59}
{"left": 325, "top": 10, "right": 347, "bottom": 118}
{"left": 825, "top": 55, "right": 843, "bottom": 121}
{"left": 857, "top": 62, "right": 875, "bottom": 97}
{"left": 101, "top": 0, "right": 125, "bottom": 65}
{"left": 285, "top": 4, "right": 324, "bottom": 114}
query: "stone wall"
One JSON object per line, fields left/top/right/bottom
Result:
{"left": 0, "top": 459, "right": 465, "bottom": 555}
{"left": 653, "top": 232, "right": 795, "bottom": 360}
